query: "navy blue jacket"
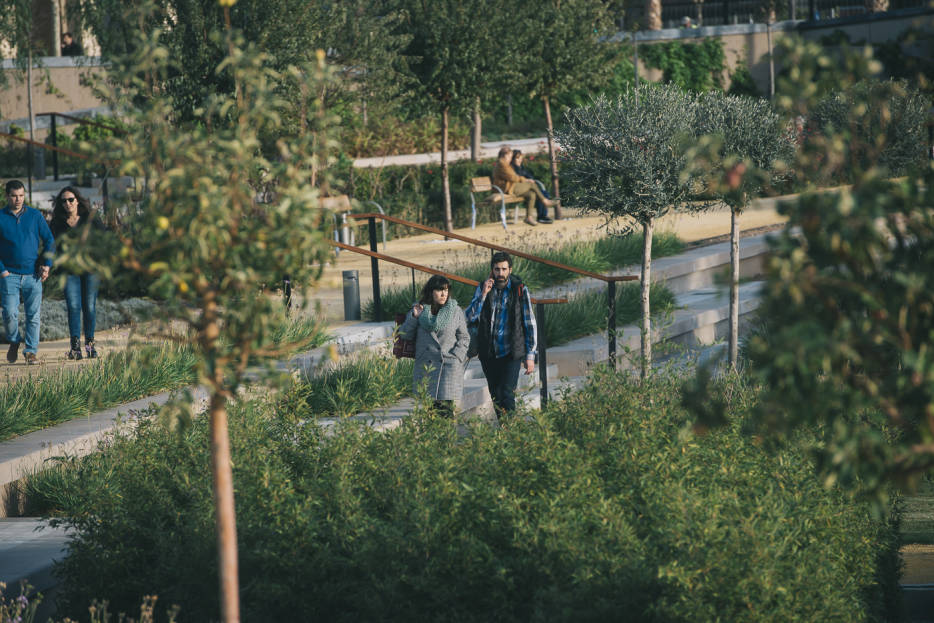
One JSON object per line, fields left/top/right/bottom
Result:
{"left": 0, "top": 205, "right": 55, "bottom": 274}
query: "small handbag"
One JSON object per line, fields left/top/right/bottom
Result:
{"left": 392, "top": 312, "right": 416, "bottom": 359}
{"left": 466, "top": 321, "right": 480, "bottom": 359}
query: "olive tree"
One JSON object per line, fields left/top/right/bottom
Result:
{"left": 693, "top": 91, "right": 795, "bottom": 368}
{"left": 558, "top": 85, "right": 701, "bottom": 378}
{"left": 72, "top": 4, "right": 337, "bottom": 620}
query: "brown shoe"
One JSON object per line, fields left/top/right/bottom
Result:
{"left": 24, "top": 352, "right": 40, "bottom": 365}
{"left": 6, "top": 342, "right": 19, "bottom": 363}
{"left": 523, "top": 217, "right": 538, "bottom": 226}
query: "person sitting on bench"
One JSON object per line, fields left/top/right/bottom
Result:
{"left": 511, "top": 150, "right": 553, "bottom": 224}
{"left": 492, "top": 146, "right": 555, "bottom": 226}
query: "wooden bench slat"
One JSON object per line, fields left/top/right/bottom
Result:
{"left": 471, "top": 176, "right": 492, "bottom": 192}
{"left": 471, "top": 176, "right": 523, "bottom": 203}
{"left": 319, "top": 195, "right": 353, "bottom": 212}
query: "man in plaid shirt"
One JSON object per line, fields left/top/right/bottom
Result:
{"left": 465, "top": 251, "right": 537, "bottom": 417}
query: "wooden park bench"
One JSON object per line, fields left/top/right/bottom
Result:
{"left": 469, "top": 176, "right": 551, "bottom": 230}
{"left": 469, "top": 176, "right": 520, "bottom": 231}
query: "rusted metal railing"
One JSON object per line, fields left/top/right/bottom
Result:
{"left": 347, "top": 213, "right": 638, "bottom": 368}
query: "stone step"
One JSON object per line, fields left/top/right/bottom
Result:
{"left": 544, "top": 281, "right": 762, "bottom": 377}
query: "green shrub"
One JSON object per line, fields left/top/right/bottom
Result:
{"left": 809, "top": 79, "right": 927, "bottom": 179}
{"left": 546, "top": 368, "right": 902, "bottom": 622}
{"left": 0, "top": 344, "right": 196, "bottom": 441}
{"left": 279, "top": 350, "right": 413, "bottom": 419}
{"left": 27, "top": 368, "right": 900, "bottom": 622}
{"left": 640, "top": 39, "right": 726, "bottom": 93}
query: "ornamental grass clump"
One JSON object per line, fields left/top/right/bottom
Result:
{"left": 26, "top": 367, "right": 899, "bottom": 622}
{"left": 0, "top": 344, "right": 196, "bottom": 441}
{"left": 279, "top": 350, "right": 413, "bottom": 419}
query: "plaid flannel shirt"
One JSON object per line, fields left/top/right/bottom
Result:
{"left": 465, "top": 276, "right": 537, "bottom": 361}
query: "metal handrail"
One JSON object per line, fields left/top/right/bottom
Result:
{"left": 330, "top": 238, "right": 566, "bottom": 407}
{"left": 347, "top": 212, "right": 637, "bottom": 368}
{"left": 330, "top": 240, "right": 567, "bottom": 306}
{"left": 349, "top": 213, "right": 636, "bottom": 284}
{"left": 0, "top": 131, "right": 89, "bottom": 160}
{"left": 36, "top": 112, "right": 125, "bottom": 135}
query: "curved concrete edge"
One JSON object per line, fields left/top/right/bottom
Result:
{"left": 0, "top": 387, "right": 211, "bottom": 515}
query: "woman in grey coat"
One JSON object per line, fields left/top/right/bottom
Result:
{"left": 399, "top": 275, "right": 470, "bottom": 417}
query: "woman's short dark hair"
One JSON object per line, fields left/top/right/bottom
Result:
{"left": 490, "top": 251, "right": 512, "bottom": 268}
{"left": 420, "top": 274, "right": 451, "bottom": 304}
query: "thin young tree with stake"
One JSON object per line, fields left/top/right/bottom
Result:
{"left": 558, "top": 85, "right": 701, "bottom": 378}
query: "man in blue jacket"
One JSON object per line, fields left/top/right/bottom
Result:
{"left": 1, "top": 180, "right": 55, "bottom": 364}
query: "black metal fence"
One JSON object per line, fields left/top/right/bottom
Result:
{"left": 617, "top": 0, "right": 928, "bottom": 29}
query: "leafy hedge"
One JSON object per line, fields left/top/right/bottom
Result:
{"left": 809, "top": 79, "right": 927, "bottom": 179}
{"left": 336, "top": 155, "right": 555, "bottom": 241}
{"left": 27, "top": 369, "right": 900, "bottom": 622}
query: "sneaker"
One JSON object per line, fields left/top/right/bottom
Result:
{"left": 6, "top": 342, "right": 19, "bottom": 363}
{"left": 86, "top": 340, "right": 98, "bottom": 359}
{"left": 68, "top": 336, "right": 83, "bottom": 361}
{"left": 24, "top": 352, "right": 40, "bottom": 365}
{"left": 523, "top": 217, "right": 538, "bottom": 226}
{"left": 537, "top": 217, "right": 553, "bottom": 224}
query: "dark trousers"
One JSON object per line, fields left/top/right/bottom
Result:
{"left": 479, "top": 355, "right": 522, "bottom": 415}
{"left": 536, "top": 185, "right": 552, "bottom": 220}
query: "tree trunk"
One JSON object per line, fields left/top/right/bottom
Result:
{"left": 471, "top": 98, "right": 482, "bottom": 162}
{"left": 640, "top": 219, "right": 654, "bottom": 379}
{"left": 51, "top": 0, "right": 62, "bottom": 57}
{"left": 729, "top": 208, "right": 740, "bottom": 369}
{"left": 645, "top": 0, "right": 663, "bottom": 30}
{"left": 441, "top": 105, "right": 453, "bottom": 232}
{"left": 209, "top": 390, "right": 240, "bottom": 623}
{"left": 542, "top": 95, "right": 562, "bottom": 219}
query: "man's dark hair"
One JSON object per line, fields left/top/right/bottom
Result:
{"left": 490, "top": 251, "right": 512, "bottom": 268}
{"left": 5, "top": 180, "right": 25, "bottom": 194}
{"left": 63, "top": 32, "right": 73, "bottom": 39}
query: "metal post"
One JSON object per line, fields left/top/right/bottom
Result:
{"left": 607, "top": 280, "right": 617, "bottom": 369}
{"left": 808, "top": 0, "right": 816, "bottom": 20}
{"left": 536, "top": 302, "right": 548, "bottom": 409}
{"left": 369, "top": 217, "right": 382, "bottom": 322}
{"left": 51, "top": 115, "right": 59, "bottom": 181}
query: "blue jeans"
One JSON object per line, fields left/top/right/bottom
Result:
{"left": 1, "top": 273, "right": 43, "bottom": 354}
{"left": 64, "top": 273, "right": 100, "bottom": 341}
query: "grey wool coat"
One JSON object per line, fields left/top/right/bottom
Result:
{"left": 399, "top": 304, "right": 470, "bottom": 401}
